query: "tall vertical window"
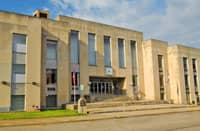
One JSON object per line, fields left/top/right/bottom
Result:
{"left": 184, "top": 74, "right": 189, "bottom": 88}
{"left": 118, "top": 38, "right": 125, "bottom": 67}
{"left": 158, "top": 55, "right": 163, "bottom": 72}
{"left": 194, "top": 75, "right": 198, "bottom": 87}
{"left": 104, "top": 36, "right": 111, "bottom": 67}
{"left": 130, "top": 40, "right": 137, "bottom": 72}
{"left": 159, "top": 74, "right": 164, "bottom": 88}
{"left": 183, "top": 57, "right": 189, "bottom": 89}
{"left": 70, "top": 31, "right": 79, "bottom": 64}
{"left": 46, "top": 69, "right": 57, "bottom": 84}
{"left": 46, "top": 40, "right": 57, "bottom": 99}
{"left": 12, "top": 34, "right": 26, "bottom": 86}
{"left": 183, "top": 57, "right": 190, "bottom": 103}
{"left": 192, "top": 58, "right": 198, "bottom": 92}
{"left": 183, "top": 57, "right": 188, "bottom": 72}
{"left": 158, "top": 55, "right": 164, "bottom": 100}
{"left": 192, "top": 58, "right": 197, "bottom": 72}
{"left": 11, "top": 34, "right": 27, "bottom": 111}
{"left": 88, "top": 33, "right": 96, "bottom": 65}
{"left": 130, "top": 40, "right": 137, "bottom": 88}
{"left": 46, "top": 43, "right": 57, "bottom": 60}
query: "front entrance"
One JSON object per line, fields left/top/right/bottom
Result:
{"left": 89, "top": 78, "right": 124, "bottom": 101}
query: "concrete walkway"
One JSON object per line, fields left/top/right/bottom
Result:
{"left": 0, "top": 105, "right": 200, "bottom": 127}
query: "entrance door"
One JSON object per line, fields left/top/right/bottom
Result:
{"left": 46, "top": 95, "right": 57, "bottom": 108}
{"left": 11, "top": 95, "right": 25, "bottom": 111}
{"left": 90, "top": 79, "right": 113, "bottom": 95}
{"left": 90, "top": 78, "right": 124, "bottom": 95}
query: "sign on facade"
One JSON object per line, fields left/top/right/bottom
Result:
{"left": 105, "top": 67, "right": 113, "bottom": 75}
{"left": 80, "top": 84, "right": 84, "bottom": 91}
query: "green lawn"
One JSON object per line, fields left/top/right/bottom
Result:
{"left": 0, "top": 110, "right": 81, "bottom": 120}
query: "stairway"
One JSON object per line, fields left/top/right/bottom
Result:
{"left": 88, "top": 95, "right": 169, "bottom": 109}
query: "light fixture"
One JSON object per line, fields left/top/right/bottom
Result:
{"left": 1, "top": 81, "right": 8, "bottom": 85}
{"left": 32, "top": 82, "right": 37, "bottom": 85}
{"left": 88, "top": 81, "right": 92, "bottom": 85}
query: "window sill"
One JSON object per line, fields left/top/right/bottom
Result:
{"left": 104, "top": 66, "right": 112, "bottom": 68}
{"left": 119, "top": 67, "right": 126, "bottom": 69}
{"left": 88, "top": 64, "right": 97, "bottom": 67}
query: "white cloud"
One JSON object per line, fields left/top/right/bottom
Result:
{"left": 48, "top": 0, "right": 200, "bottom": 48}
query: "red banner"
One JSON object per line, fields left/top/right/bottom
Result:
{"left": 72, "top": 72, "right": 76, "bottom": 85}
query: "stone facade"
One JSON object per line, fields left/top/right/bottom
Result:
{"left": 0, "top": 10, "right": 199, "bottom": 112}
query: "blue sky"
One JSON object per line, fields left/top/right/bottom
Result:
{"left": 0, "top": 0, "right": 200, "bottom": 48}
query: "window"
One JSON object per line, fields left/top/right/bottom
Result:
{"left": 46, "top": 43, "right": 57, "bottom": 60}
{"left": 184, "top": 74, "right": 189, "bottom": 88}
{"left": 104, "top": 36, "right": 111, "bottom": 67}
{"left": 88, "top": 33, "right": 96, "bottom": 65}
{"left": 13, "top": 53, "right": 26, "bottom": 64}
{"left": 160, "top": 93, "right": 165, "bottom": 100}
{"left": 13, "top": 34, "right": 26, "bottom": 53}
{"left": 158, "top": 55, "right": 163, "bottom": 72}
{"left": 12, "top": 74, "right": 25, "bottom": 83}
{"left": 118, "top": 38, "right": 125, "bottom": 67}
{"left": 194, "top": 75, "right": 198, "bottom": 87}
{"left": 192, "top": 58, "right": 198, "bottom": 92}
{"left": 13, "top": 64, "right": 25, "bottom": 73}
{"left": 12, "top": 83, "right": 25, "bottom": 89}
{"left": 192, "top": 58, "right": 197, "bottom": 72}
{"left": 70, "top": 31, "right": 79, "bottom": 64}
{"left": 131, "top": 40, "right": 137, "bottom": 87}
{"left": 46, "top": 69, "right": 57, "bottom": 84}
{"left": 183, "top": 57, "right": 188, "bottom": 72}
{"left": 159, "top": 74, "right": 164, "bottom": 88}
{"left": 46, "top": 40, "right": 57, "bottom": 96}
{"left": 46, "top": 40, "right": 57, "bottom": 69}
{"left": 132, "top": 75, "right": 137, "bottom": 87}
{"left": 12, "top": 34, "right": 26, "bottom": 87}
{"left": 39, "top": 13, "right": 47, "bottom": 18}
{"left": 130, "top": 40, "right": 137, "bottom": 72}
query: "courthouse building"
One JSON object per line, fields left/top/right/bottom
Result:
{"left": 0, "top": 10, "right": 200, "bottom": 112}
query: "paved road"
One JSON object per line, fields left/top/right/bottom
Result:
{"left": 1, "top": 111, "right": 200, "bottom": 131}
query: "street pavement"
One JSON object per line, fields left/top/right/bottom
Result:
{"left": 0, "top": 111, "right": 200, "bottom": 131}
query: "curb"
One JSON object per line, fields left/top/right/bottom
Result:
{"left": 0, "top": 108, "right": 200, "bottom": 127}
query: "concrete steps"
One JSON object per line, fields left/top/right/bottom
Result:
{"left": 90, "top": 95, "right": 131, "bottom": 102}
{"left": 100, "top": 95, "right": 133, "bottom": 102}
{"left": 88, "top": 104, "right": 192, "bottom": 114}
{"left": 86, "top": 98, "right": 193, "bottom": 115}
{"left": 87, "top": 100, "right": 169, "bottom": 109}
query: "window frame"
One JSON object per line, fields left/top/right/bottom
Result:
{"left": 88, "top": 33, "right": 96, "bottom": 66}
{"left": 104, "top": 35, "right": 111, "bottom": 67}
{"left": 118, "top": 38, "right": 126, "bottom": 68}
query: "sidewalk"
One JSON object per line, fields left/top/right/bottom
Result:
{"left": 0, "top": 105, "right": 200, "bottom": 127}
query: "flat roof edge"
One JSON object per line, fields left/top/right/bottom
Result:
{"left": 57, "top": 15, "right": 143, "bottom": 34}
